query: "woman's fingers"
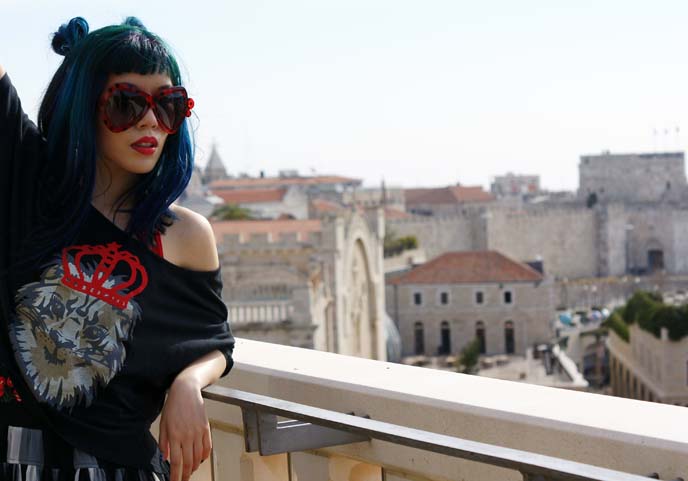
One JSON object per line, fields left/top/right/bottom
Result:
{"left": 192, "top": 437, "right": 203, "bottom": 472}
{"left": 169, "top": 442, "right": 183, "bottom": 481}
{"left": 182, "top": 439, "right": 195, "bottom": 481}
{"left": 202, "top": 427, "right": 212, "bottom": 462}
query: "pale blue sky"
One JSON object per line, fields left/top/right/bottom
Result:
{"left": 3, "top": 1, "right": 688, "bottom": 190}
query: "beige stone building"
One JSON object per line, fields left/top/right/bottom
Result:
{"left": 210, "top": 186, "right": 309, "bottom": 220}
{"left": 211, "top": 208, "right": 391, "bottom": 361}
{"left": 386, "top": 251, "right": 554, "bottom": 358}
{"left": 404, "top": 185, "right": 495, "bottom": 217}
{"left": 608, "top": 324, "right": 688, "bottom": 406}
{"left": 490, "top": 172, "right": 541, "bottom": 198}
{"left": 209, "top": 173, "right": 362, "bottom": 205}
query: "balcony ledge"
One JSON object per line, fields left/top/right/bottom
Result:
{"left": 204, "top": 338, "right": 688, "bottom": 480}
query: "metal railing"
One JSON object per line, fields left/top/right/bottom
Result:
{"left": 202, "top": 385, "right": 678, "bottom": 481}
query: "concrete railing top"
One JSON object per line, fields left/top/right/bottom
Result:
{"left": 229, "top": 338, "right": 688, "bottom": 452}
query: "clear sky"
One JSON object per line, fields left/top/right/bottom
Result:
{"left": 3, "top": 1, "right": 688, "bottom": 190}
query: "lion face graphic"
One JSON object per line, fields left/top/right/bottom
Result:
{"left": 9, "top": 251, "right": 144, "bottom": 409}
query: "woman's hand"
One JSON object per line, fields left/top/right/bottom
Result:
{"left": 158, "top": 350, "right": 227, "bottom": 481}
{"left": 159, "top": 374, "right": 212, "bottom": 481}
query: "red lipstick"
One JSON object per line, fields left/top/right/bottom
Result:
{"left": 131, "top": 136, "right": 159, "bottom": 156}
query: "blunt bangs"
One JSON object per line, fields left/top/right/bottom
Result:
{"left": 98, "top": 28, "right": 181, "bottom": 83}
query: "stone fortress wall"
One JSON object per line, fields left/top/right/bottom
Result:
{"left": 579, "top": 152, "right": 687, "bottom": 203}
{"left": 388, "top": 202, "right": 688, "bottom": 280}
{"left": 485, "top": 205, "right": 598, "bottom": 279}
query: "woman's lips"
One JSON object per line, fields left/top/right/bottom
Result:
{"left": 131, "top": 137, "right": 158, "bottom": 156}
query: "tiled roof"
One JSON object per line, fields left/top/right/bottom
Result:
{"left": 405, "top": 186, "right": 494, "bottom": 205}
{"left": 212, "top": 219, "right": 322, "bottom": 237}
{"left": 212, "top": 188, "right": 287, "bottom": 204}
{"left": 384, "top": 207, "right": 413, "bottom": 219}
{"left": 310, "top": 198, "right": 344, "bottom": 213}
{"left": 388, "top": 251, "right": 542, "bottom": 285}
{"left": 209, "top": 175, "right": 361, "bottom": 190}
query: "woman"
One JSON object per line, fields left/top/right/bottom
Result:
{"left": 0, "top": 16, "right": 234, "bottom": 481}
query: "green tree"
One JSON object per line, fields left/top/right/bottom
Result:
{"left": 383, "top": 229, "right": 419, "bottom": 258}
{"left": 457, "top": 338, "right": 481, "bottom": 374}
{"left": 211, "top": 203, "right": 253, "bottom": 221}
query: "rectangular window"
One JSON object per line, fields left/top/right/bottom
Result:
{"left": 440, "top": 292, "right": 449, "bottom": 305}
{"left": 414, "top": 292, "right": 422, "bottom": 305}
{"left": 504, "top": 291, "right": 513, "bottom": 304}
{"left": 475, "top": 291, "right": 484, "bottom": 304}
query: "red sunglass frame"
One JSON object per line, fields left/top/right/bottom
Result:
{"left": 99, "top": 82, "right": 195, "bottom": 134}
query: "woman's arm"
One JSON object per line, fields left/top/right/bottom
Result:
{"left": 0, "top": 65, "right": 6, "bottom": 80}
{"left": 159, "top": 350, "right": 227, "bottom": 481}
{"left": 158, "top": 205, "right": 227, "bottom": 481}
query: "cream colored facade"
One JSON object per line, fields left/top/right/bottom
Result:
{"left": 386, "top": 280, "right": 554, "bottom": 357}
{"left": 608, "top": 324, "right": 688, "bottom": 406}
{"left": 213, "top": 209, "right": 388, "bottom": 361}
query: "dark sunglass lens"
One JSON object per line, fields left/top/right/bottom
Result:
{"left": 105, "top": 90, "right": 148, "bottom": 130}
{"left": 155, "top": 91, "right": 187, "bottom": 132}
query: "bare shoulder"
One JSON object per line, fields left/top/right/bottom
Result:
{"left": 0, "top": 65, "right": 6, "bottom": 80}
{"left": 163, "top": 204, "right": 219, "bottom": 271}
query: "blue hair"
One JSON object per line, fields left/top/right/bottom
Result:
{"left": 35, "top": 16, "right": 193, "bottom": 257}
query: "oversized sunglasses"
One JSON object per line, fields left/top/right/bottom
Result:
{"left": 99, "top": 83, "right": 195, "bottom": 134}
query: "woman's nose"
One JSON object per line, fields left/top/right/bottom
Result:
{"left": 137, "top": 105, "right": 159, "bottom": 129}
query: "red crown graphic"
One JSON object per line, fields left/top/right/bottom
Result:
{"left": 60, "top": 242, "right": 149, "bottom": 309}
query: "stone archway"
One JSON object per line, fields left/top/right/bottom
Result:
{"left": 347, "top": 238, "right": 377, "bottom": 359}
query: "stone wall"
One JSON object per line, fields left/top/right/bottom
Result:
{"left": 387, "top": 214, "right": 483, "bottom": 260}
{"left": 579, "top": 152, "right": 687, "bottom": 203}
{"left": 387, "top": 281, "right": 554, "bottom": 357}
{"left": 388, "top": 202, "right": 688, "bottom": 280}
{"left": 486, "top": 206, "right": 598, "bottom": 279}
{"left": 608, "top": 325, "right": 688, "bottom": 405}
{"left": 214, "top": 209, "right": 387, "bottom": 361}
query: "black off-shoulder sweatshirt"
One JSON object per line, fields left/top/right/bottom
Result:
{"left": 0, "top": 73, "right": 235, "bottom": 469}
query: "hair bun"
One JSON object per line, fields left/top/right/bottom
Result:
{"left": 52, "top": 17, "right": 89, "bottom": 56}
{"left": 123, "top": 17, "right": 147, "bottom": 30}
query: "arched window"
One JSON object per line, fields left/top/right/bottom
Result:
{"left": 476, "top": 321, "right": 486, "bottom": 354}
{"left": 439, "top": 321, "right": 451, "bottom": 355}
{"left": 414, "top": 322, "right": 425, "bottom": 355}
{"left": 504, "top": 320, "right": 515, "bottom": 354}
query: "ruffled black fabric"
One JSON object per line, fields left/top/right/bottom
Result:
{"left": 0, "top": 425, "right": 169, "bottom": 481}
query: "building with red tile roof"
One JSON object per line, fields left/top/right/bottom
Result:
{"left": 212, "top": 188, "right": 287, "bottom": 205}
{"left": 209, "top": 175, "right": 362, "bottom": 191}
{"left": 388, "top": 251, "right": 542, "bottom": 285}
{"left": 209, "top": 186, "right": 309, "bottom": 220}
{"left": 211, "top": 210, "right": 390, "bottom": 361}
{"left": 404, "top": 185, "right": 494, "bottom": 216}
{"left": 386, "top": 250, "right": 553, "bottom": 359}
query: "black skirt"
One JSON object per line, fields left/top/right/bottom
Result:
{"left": 0, "top": 425, "right": 170, "bottom": 481}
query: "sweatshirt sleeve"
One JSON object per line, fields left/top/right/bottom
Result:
{"left": 160, "top": 267, "right": 235, "bottom": 385}
{"left": 0, "top": 74, "right": 45, "bottom": 259}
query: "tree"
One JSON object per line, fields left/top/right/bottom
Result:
{"left": 457, "top": 337, "right": 481, "bottom": 374}
{"left": 211, "top": 204, "right": 252, "bottom": 221}
{"left": 383, "top": 229, "right": 419, "bottom": 258}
